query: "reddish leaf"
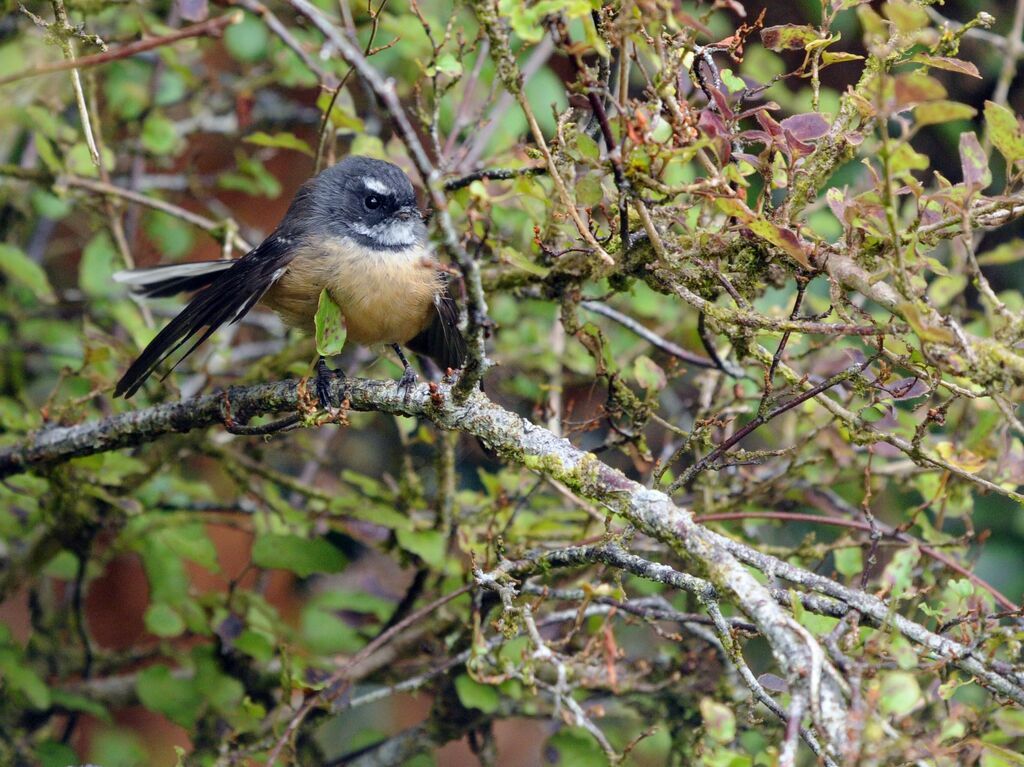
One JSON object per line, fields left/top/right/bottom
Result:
{"left": 911, "top": 54, "right": 982, "bottom": 79}
{"left": 892, "top": 71, "right": 947, "bottom": 110}
{"left": 760, "top": 24, "right": 818, "bottom": 51}
{"left": 783, "top": 129, "right": 815, "bottom": 158}
{"left": 718, "top": 197, "right": 814, "bottom": 268}
{"left": 959, "top": 131, "right": 991, "bottom": 191}
{"left": 755, "top": 109, "right": 783, "bottom": 138}
{"left": 780, "top": 113, "right": 829, "bottom": 142}
{"left": 698, "top": 109, "right": 732, "bottom": 164}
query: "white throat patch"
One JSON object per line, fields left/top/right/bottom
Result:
{"left": 349, "top": 219, "right": 421, "bottom": 248}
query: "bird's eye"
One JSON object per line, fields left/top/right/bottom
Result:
{"left": 364, "top": 194, "right": 382, "bottom": 210}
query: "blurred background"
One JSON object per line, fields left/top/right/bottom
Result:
{"left": 1, "top": 0, "right": 1023, "bottom": 764}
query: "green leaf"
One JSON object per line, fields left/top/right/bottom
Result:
{"left": 141, "top": 112, "right": 180, "bottom": 155}
{"left": 136, "top": 665, "right": 202, "bottom": 727}
{"left": 0, "top": 649, "right": 50, "bottom": 709}
{"left": 633, "top": 355, "right": 667, "bottom": 390}
{"left": 145, "top": 603, "right": 187, "bottom": 638}
{"left": 50, "top": 689, "right": 111, "bottom": 720}
{"left": 500, "top": 0, "right": 594, "bottom": 43}
{"left": 138, "top": 536, "right": 189, "bottom": 605}
{"left": 158, "top": 523, "right": 220, "bottom": 573}
{"left": 980, "top": 742, "right": 1024, "bottom": 766}
{"left": 104, "top": 60, "right": 152, "bottom": 119}
{"left": 314, "top": 289, "right": 347, "bottom": 357}
{"left": 700, "top": 697, "right": 736, "bottom": 743}
{"left": 80, "top": 232, "right": 119, "bottom": 299}
{"left": 31, "top": 189, "right": 72, "bottom": 220}
{"left": 316, "top": 91, "right": 366, "bottom": 133}
{"left": 144, "top": 210, "right": 196, "bottom": 260}
{"left": 234, "top": 630, "right": 275, "bottom": 662}
{"left": 224, "top": 12, "right": 269, "bottom": 62}
{"left": 575, "top": 132, "right": 600, "bottom": 161}
{"left": 193, "top": 647, "right": 245, "bottom": 714}
{"left": 243, "top": 131, "right": 314, "bottom": 157}
{"left": 719, "top": 68, "right": 745, "bottom": 94}
{"left": 312, "top": 589, "right": 395, "bottom": 621}
{"left": 833, "top": 546, "right": 862, "bottom": 577}
{"left": 428, "top": 53, "right": 463, "bottom": 77}
{"left": 218, "top": 152, "right": 282, "bottom": 198}
{"left": 914, "top": 100, "right": 977, "bottom": 127}
{"left": 985, "top": 100, "right": 1024, "bottom": 166}
{"left": 395, "top": 528, "right": 447, "bottom": 568}
{"left": 746, "top": 218, "right": 813, "bottom": 269}
{"left": 897, "top": 301, "right": 956, "bottom": 344}
{"left": 251, "top": 533, "right": 348, "bottom": 577}
{"left": 716, "top": 194, "right": 811, "bottom": 266}
{"left": 545, "top": 727, "right": 608, "bottom": 766}
{"left": 35, "top": 741, "right": 79, "bottom": 767}
{"left": 300, "top": 606, "right": 363, "bottom": 654}
{"left": 859, "top": 404, "right": 889, "bottom": 423}
{"left": 575, "top": 175, "right": 604, "bottom": 207}
{"left": 878, "top": 671, "right": 921, "bottom": 716}
{"left": 978, "top": 239, "right": 1024, "bottom": 266}
{"left": 455, "top": 674, "right": 500, "bottom": 713}
{"left": 0, "top": 244, "right": 55, "bottom": 302}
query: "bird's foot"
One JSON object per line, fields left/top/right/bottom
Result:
{"left": 391, "top": 343, "right": 418, "bottom": 401}
{"left": 315, "top": 357, "right": 346, "bottom": 410}
{"left": 397, "top": 365, "right": 418, "bottom": 400}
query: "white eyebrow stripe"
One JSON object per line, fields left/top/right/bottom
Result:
{"left": 363, "top": 177, "right": 390, "bottom": 195}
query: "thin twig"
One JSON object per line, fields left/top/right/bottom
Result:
{"left": 0, "top": 12, "right": 241, "bottom": 87}
{"left": 581, "top": 301, "right": 724, "bottom": 371}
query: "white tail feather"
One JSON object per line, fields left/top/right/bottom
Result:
{"left": 113, "top": 260, "right": 234, "bottom": 286}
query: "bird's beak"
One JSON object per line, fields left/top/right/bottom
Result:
{"left": 395, "top": 206, "right": 422, "bottom": 222}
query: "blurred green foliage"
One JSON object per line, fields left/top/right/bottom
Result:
{"left": 1, "top": 0, "right": 1024, "bottom": 765}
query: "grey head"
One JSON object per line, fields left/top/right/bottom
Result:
{"left": 292, "top": 156, "right": 426, "bottom": 252}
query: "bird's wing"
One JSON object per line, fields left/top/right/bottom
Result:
{"left": 114, "top": 234, "right": 296, "bottom": 398}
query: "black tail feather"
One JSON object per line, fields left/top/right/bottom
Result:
{"left": 132, "top": 272, "right": 227, "bottom": 299}
{"left": 406, "top": 285, "right": 467, "bottom": 371}
{"left": 114, "top": 239, "right": 292, "bottom": 398}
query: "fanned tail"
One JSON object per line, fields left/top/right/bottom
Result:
{"left": 114, "top": 237, "right": 293, "bottom": 398}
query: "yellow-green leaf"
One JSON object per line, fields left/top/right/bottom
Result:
{"left": 897, "top": 301, "right": 956, "bottom": 344}
{"left": 314, "top": 289, "right": 347, "bottom": 357}
{"left": 244, "top": 131, "right": 314, "bottom": 157}
{"left": 985, "top": 100, "right": 1024, "bottom": 166}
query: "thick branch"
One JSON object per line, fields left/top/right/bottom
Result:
{"left": 8, "top": 375, "right": 1022, "bottom": 749}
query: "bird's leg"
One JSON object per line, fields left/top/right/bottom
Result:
{"left": 391, "top": 344, "right": 417, "bottom": 395}
{"left": 315, "top": 356, "right": 345, "bottom": 409}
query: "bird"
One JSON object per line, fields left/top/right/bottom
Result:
{"left": 112, "top": 156, "right": 466, "bottom": 405}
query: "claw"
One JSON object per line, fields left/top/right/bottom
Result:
{"left": 391, "top": 344, "right": 417, "bottom": 401}
{"left": 398, "top": 365, "right": 418, "bottom": 394}
{"left": 315, "top": 357, "right": 345, "bottom": 409}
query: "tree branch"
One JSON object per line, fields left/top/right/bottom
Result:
{"left": 4, "top": 375, "right": 1021, "bottom": 753}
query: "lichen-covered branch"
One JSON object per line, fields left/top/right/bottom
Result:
{"left": 3, "top": 375, "right": 1021, "bottom": 750}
